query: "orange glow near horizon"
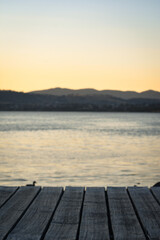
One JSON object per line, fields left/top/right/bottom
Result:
{"left": 0, "top": 1, "right": 160, "bottom": 92}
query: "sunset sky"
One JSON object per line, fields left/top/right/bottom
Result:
{"left": 0, "top": 0, "right": 160, "bottom": 92}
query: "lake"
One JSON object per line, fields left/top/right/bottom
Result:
{"left": 0, "top": 111, "right": 160, "bottom": 187}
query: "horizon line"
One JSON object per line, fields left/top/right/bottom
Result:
{"left": 0, "top": 87, "right": 159, "bottom": 94}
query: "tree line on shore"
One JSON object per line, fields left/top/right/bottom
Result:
{"left": 0, "top": 90, "right": 160, "bottom": 112}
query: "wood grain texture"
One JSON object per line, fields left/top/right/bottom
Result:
{"left": 79, "top": 187, "right": 110, "bottom": 240}
{"left": 107, "top": 187, "right": 145, "bottom": 240}
{"left": 44, "top": 186, "right": 84, "bottom": 240}
{"left": 0, "top": 186, "right": 40, "bottom": 240}
{"left": 6, "top": 187, "right": 63, "bottom": 240}
{"left": 128, "top": 187, "right": 160, "bottom": 240}
{"left": 151, "top": 187, "right": 160, "bottom": 205}
{"left": 0, "top": 186, "right": 18, "bottom": 208}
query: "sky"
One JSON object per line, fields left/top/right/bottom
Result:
{"left": 0, "top": 0, "right": 160, "bottom": 92}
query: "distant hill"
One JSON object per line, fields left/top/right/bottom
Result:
{"left": 0, "top": 90, "right": 160, "bottom": 112}
{"left": 29, "top": 88, "right": 160, "bottom": 100}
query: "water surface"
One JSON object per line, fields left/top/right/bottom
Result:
{"left": 0, "top": 112, "right": 160, "bottom": 187}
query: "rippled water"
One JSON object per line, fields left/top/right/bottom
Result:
{"left": 0, "top": 111, "right": 160, "bottom": 187}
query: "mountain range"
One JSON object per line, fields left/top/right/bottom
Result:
{"left": 29, "top": 88, "right": 160, "bottom": 100}
{"left": 0, "top": 88, "right": 160, "bottom": 112}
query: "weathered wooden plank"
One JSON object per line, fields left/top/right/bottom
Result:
{"left": 128, "top": 187, "right": 160, "bottom": 240}
{"left": 79, "top": 187, "right": 110, "bottom": 240}
{"left": 0, "top": 186, "right": 18, "bottom": 208}
{"left": 107, "top": 187, "right": 146, "bottom": 240}
{"left": 0, "top": 186, "right": 40, "bottom": 240}
{"left": 6, "top": 187, "right": 63, "bottom": 240}
{"left": 44, "top": 186, "right": 84, "bottom": 240}
{"left": 151, "top": 187, "right": 160, "bottom": 205}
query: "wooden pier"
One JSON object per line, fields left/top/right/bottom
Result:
{"left": 0, "top": 186, "right": 160, "bottom": 240}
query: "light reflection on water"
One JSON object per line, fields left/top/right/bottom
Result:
{"left": 0, "top": 112, "right": 160, "bottom": 187}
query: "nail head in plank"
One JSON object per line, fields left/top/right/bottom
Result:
{"left": 0, "top": 186, "right": 40, "bottom": 240}
{"left": 107, "top": 187, "right": 146, "bottom": 240}
{"left": 0, "top": 186, "right": 18, "bottom": 208}
{"left": 128, "top": 187, "right": 160, "bottom": 239}
{"left": 6, "top": 187, "right": 63, "bottom": 240}
{"left": 44, "top": 186, "right": 84, "bottom": 240}
{"left": 79, "top": 187, "right": 110, "bottom": 240}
